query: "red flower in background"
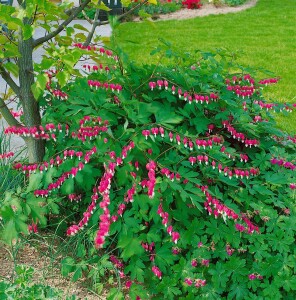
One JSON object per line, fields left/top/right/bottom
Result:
{"left": 182, "top": 0, "right": 202, "bottom": 9}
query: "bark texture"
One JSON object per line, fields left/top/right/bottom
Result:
{"left": 18, "top": 23, "right": 45, "bottom": 163}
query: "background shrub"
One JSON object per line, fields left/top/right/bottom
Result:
{"left": 182, "top": 0, "right": 202, "bottom": 9}
{"left": 223, "top": 0, "right": 248, "bottom": 6}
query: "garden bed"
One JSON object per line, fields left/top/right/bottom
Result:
{"left": 133, "top": 0, "right": 257, "bottom": 21}
{"left": 77, "top": 0, "right": 257, "bottom": 22}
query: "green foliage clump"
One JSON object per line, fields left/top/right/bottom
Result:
{"left": 223, "top": 0, "right": 248, "bottom": 6}
{"left": 0, "top": 265, "right": 71, "bottom": 300}
{"left": 2, "top": 44, "right": 296, "bottom": 299}
{"left": 77, "top": 7, "right": 97, "bottom": 20}
{"left": 137, "top": 1, "right": 182, "bottom": 14}
{"left": 211, "top": 0, "right": 247, "bottom": 7}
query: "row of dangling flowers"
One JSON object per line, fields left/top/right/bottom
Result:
{"left": 188, "top": 155, "right": 259, "bottom": 179}
{"left": 242, "top": 100, "right": 295, "bottom": 113}
{"left": 33, "top": 147, "right": 97, "bottom": 197}
{"left": 33, "top": 140, "right": 133, "bottom": 199}
{"left": 5, "top": 123, "right": 69, "bottom": 140}
{"left": 226, "top": 75, "right": 295, "bottom": 113}
{"left": 225, "top": 75, "right": 278, "bottom": 99}
{"left": 222, "top": 120, "right": 260, "bottom": 147}
{"left": 226, "top": 74, "right": 256, "bottom": 86}
{"left": 87, "top": 80, "right": 122, "bottom": 92}
{"left": 270, "top": 157, "right": 296, "bottom": 171}
{"left": 149, "top": 76, "right": 295, "bottom": 115}
{"left": 13, "top": 147, "right": 95, "bottom": 175}
{"left": 142, "top": 127, "right": 223, "bottom": 149}
{"left": 5, "top": 115, "right": 109, "bottom": 144}
{"left": 0, "top": 151, "right": 14, "bottom": 160}
{"left": 142, "top": 121, "right": 259, "bottom": 155}
{"left": 83, "top": 64, "right": 111, "bottom": 73}
{"left": 225, "top": 74, "right": 278, "bottom": 86}
{"left": 148, "top": 80, "right": 219, "bottom": 105}
{"left": 149, "top": 75, "right": 283, "bottom": 106}
{"left": 73, "top": 43, "right": 118, "bottom": 60}
{"left": 226, "top": 84, "right": 256, "bottom": 98}
{"left": 254, "top": 100, "right": 295, "bottom": 112}
{"left": 202, "top": 187, "right": 259, "bottom": 234}
{"left": 141, "top": 125, "right": 255, "bottom": 166}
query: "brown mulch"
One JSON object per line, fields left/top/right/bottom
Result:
{"left": 0, "top": 240, "right": 106, "bottom": 299}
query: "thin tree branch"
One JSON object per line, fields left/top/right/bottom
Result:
{"left": 65, "top": 6, "right": 79, "bottom": 17}
{"left": 79, "top": 0, "right": 94, "bottom": 24}
{"left": 33, "top": 0, "right": 92, "bottom": 48}
{"left": 1, "top": 31, "right": 17, "bottom": 46}
{"left": 81, "top": 9, "right": 94, "bottom": 24}
{"left": 117, "top": 0, "right": 149, "bottom": 21}
{"left": 0, "top": 65, "right": 20, "bottom": 95}
{"left": 0, "top": 97, "right": 21, "bottom": 127}
{"left": 30, "top": 5, "right": 39, "bottom": 25}
{"left": 83, "top": 8, "right": 100, "bottom": 46}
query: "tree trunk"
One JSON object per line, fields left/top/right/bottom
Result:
{"left": 18, "top": 23, "right": 45, "bottom": 163}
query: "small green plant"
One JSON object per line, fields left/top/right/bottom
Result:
{"left": 209, "top": 0, "right": 247, "bottom": 6}
{"left": 0, "top": 265, "right": 72, "bottom": 300}
{"left": 77, "top": 7, "right": 97, "bottom": 20}
{"left": 212, "top": 0, "right": 223, "bottom": 7}
{"left": 0, "top": 136, "right": 60, "bottom": 245}
{"left": 223, "top": 0, "right": 247, "bottom": 6}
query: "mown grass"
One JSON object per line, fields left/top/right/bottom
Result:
{"left": 113, "top": 0, "right": 296, "bottom": 132}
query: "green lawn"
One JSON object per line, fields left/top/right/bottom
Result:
{"left": 113, "top": 0, "right": 296, "bottom": 132}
